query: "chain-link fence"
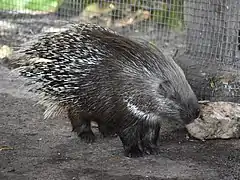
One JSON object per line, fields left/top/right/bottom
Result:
{"left": 0, "top": 0, "right": 240, "bottom": 102}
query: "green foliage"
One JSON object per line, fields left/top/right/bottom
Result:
{"left": 25, "top": 0, "right": 58, "bottom": 11}
{"left": 208, "top": 76, "right": 222, "bottom": 89}
{"left": 0, "top": 0, "right": 184, "bottom": 31}
{"left": 0, "top": 0, "right": 59, "bottom": 11}
{"left": 152, "top": 0, "right": 184, "bottom": 30}
{"left": 82, "top": 0, "right": 98, "bottom": 8}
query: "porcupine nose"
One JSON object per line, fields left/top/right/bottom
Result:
{"left": 180, "top": 97, "right": 200, "bottom": 124}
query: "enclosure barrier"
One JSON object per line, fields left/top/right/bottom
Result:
{"left": 0, "top": 0, "right": 239, "bottom": 102}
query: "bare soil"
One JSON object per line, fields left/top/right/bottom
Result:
{"left": 0, "top": 65, "right": 240, "bottom": 180}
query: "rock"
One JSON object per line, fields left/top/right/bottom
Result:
{"left": 186, "top": 101, "right": 240, "bottom": 141}
{"left": 0, "top": 45, "right": 12, "bottom": 59}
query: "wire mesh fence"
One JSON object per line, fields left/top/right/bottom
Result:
{"left": 0, "top": 0, "right": 240, "bottom": 101}
{"left": 0, "top": 1, "right": 187, "bottom": 55}
{"left": 185, "top": 0, "right": 240, "bottom": 66}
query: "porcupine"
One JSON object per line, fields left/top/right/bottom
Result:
{"left": 13, "top": 23, "right": 200, "bottom": 157}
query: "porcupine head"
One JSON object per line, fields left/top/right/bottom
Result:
{"left": 111, "top": 38, "right": 201, "bottom": 157}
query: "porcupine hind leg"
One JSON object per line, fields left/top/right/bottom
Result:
{"left": 97, "top": 120, "right": 118, "bottom": 138}
{"left": 118, "top": 117, "right": 161, "bottom": 158}
{"left": 68, "top": 108, "right": 95, "bottom": 143}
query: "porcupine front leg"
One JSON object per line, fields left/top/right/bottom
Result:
{"left": 68, "top": 108, "right": 95, "bottom": 143}
{"left": 141, "top": 121, "right": 160, "bottom": 155}
{"left": 118, "top": 117, "right": 161, "bottom": 158}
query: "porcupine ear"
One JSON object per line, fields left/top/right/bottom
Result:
{"left": 158, "top": 80, "right": 181, "bottom": 102}
{"left": 158, "top": 80, "right": 171, "bottom": 97}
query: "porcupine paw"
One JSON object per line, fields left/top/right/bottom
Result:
{"left": 141, "top": 134, "right": 160, "bottom": 155}
{"left": 124, "top": 143, "right": 159, "bottom": 158}
{"left": 119, "top": 134, "right": 144, "bottom": 158}
{"left": 124, "top": 145, "right": 144, "bottom": 158}
{"left": 78, "top": 131, "right": 96, "bottom": 143}
{"left": 142, "top": 143, "right": 160, "bottom": 155}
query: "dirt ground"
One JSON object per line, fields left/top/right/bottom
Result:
{"left": 0, "top": 64, "right": 240, "bottom": 180}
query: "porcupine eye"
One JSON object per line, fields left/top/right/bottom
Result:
{"left": 158, "top": 80, "right": 180, "bottom": 102}
{"left": 158, "top": 80, "right": 171, "bottom": 97}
